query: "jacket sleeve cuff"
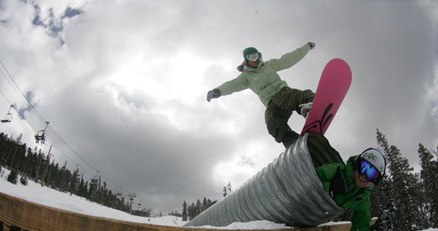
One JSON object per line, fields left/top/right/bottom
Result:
{"left": 303, "top": 43, "right": 312, "bottom": 51}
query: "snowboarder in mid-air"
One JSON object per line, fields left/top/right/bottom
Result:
{"left": 207, "top": 42, "right": 315, "bottom": 148}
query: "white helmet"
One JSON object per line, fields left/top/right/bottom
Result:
{"left": 356, "top": 148, "right": 387, "bottom": 184}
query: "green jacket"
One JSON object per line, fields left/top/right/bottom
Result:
{"left": 315, "top": 156, "right": 372, "bottom": 231}
{"left": 216, "top": 43, "right": 312, "bottom": 107}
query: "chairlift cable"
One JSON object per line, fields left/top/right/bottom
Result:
{"left": 0, "top": 65, "right": 15, "bottom": 87}
{"left": 0, "top": 59, "right": 46, "bottom": 125}
{"left": 0, "top": 89, "right": 39, "bottom": 131}
{"left": 0, "top": 59, "right": 129, "bottom": 196}
{"left": 1, "top": 61, "right": 95, "bottom": 173}
{"left": 0, "top": 89, "right": 13, "bottom": 106}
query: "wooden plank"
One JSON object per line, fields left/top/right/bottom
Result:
{"left": 0, "top": 192, "right": 353, "bottom": 231}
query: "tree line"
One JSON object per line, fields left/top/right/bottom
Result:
{"left": 367, "top": 130, "right": 438, "bottom": 230}
{"left": 0, "top": 132, "right": 133, "bottom": 213}
{"left": 182, "top": 197, "right": 218, "bottom": 221}
{"left": 181, "top": 183, "right": 232, "bottom": 221}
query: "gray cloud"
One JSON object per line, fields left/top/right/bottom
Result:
{"left": 0, "top": 0, "right": 437, "bottom": 212}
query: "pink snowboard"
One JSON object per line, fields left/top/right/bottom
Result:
{"left": 301, "top": 58, "right": 352, "bottom": 135}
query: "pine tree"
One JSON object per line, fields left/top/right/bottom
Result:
{"left": 182, "top": 201, "right": 188, "bottom": 221}
{"left": 419, "top": 144, "right": 438, "bottom": 227}
{"left": 188, "top": 203, "right": 196, "bottom": 220}
{"left": 196, "top": 199, "right": 202, "bottom": 216}
{"left": 374, "top": 130, "right": 396, "bottom": 225}
{"left": 70, "top": 168, "right": 80, "bottom": 194}
{"left": 89, "top": 177, "right": 99, "bottom": 201}
{"left": 222, "top": 186, "right": 228, "bottom": 197}
{"left": 376, "top": 129, "right": 420, "bottom": 230}
{"left": 20, "top": 175, "right": 28, "bottom": 185}
{"left": 408, "top": 172, "right": 429, "bottom": 230}
{"left": 432, "top": 147, "right": 438, "bottom": 226}
{"left": 202, "top": 197, "right": 208, "bottom": 211}
{"left": 227, "top": 182, "right": 232, "bottom": 194}
{"left": 7, "top": 168, "right": 18, "bottom": 184}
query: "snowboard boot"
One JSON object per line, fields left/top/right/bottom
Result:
{"left": 282, "top": 131, "right": 299, "bottom": 148}
{"left": 299, "top": 102, "right": 313, "bottom": 118}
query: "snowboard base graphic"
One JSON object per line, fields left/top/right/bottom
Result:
{"left": 301, "top": 58, "right": 352, "bottom": 135}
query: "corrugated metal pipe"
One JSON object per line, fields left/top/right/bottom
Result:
{"left": 184, "top": 134, "right": 345, "bottom": 227}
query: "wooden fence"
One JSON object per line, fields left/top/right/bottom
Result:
{"left": 0, "top": 192, "right": 353, "bottom": 231}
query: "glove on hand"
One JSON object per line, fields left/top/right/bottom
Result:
{"left": 329, "top": 168, "right": 349, "bottom": 197}
{"left": 207, "top": 89, "right": 221, "bottom": 102}
{"left": 308, "top": 42, "right": 315, "bottom": 49}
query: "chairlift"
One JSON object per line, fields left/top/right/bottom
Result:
{"left": 35, "top": 121, "right": 50, "bottom": 144}
{"left": 35, "top": 132, "right": 46, "bottom": 144}
{"left": 1, "top": 105, "right": 14, "bottom": 123}
{"left": 116, "top": 187, "right": 123, "bottom": 197}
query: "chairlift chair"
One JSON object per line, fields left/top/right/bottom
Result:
{"left": 35, "top": 121, "right": 49, "bottom": 144}
{"left": 1, "top": 105, "right": 14, "bottom": 123}
{"left": 35, "top": 132, "right": 46, "bottom": 144}
{"left": 0, "top": 113, "right": 12, "bottom": 123}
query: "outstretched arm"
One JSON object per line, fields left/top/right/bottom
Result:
{"left": 270, "top": 42, "right": 315, "bottom": 72}
{"left": 207, "top": 74, "right": 249, "bottom": 102}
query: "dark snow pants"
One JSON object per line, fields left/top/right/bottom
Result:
{"left": 306, "top": 133, "right": 344, "bottom": 168}
{"left": 265, "top": 87, "right": 314, "bottom": 148}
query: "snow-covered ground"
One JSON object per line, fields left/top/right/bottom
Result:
{"left": 0, "top": 168, "right": 437, "bottom": 230}
{"left": 0, "top": 167, "right": 291, "bottom": 229}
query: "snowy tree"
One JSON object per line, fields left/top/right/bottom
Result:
{"left": 184, "top": 197, "right": 217, "bottom": 220}
{"left": 376, "top": 130, "right": 420, "bottom": 230}
{"left": 188, "top": 202, "right": 197, "bottom": 220}
{"left": 89, "top": 177, "right": 99, "bottom": 201}
{"left": 370, "top": 177, "right": 391, "bottom": 217}
{"left": 7, "top": 168, "right": 18, "bottom": 184}
{"left": 419, "top": 144, "right": 438, "bottom": 227}
{"left": 69, "top": 168, "right": 81, "bottom": 194}
{"left": 202, "top": 197, "right": 208, "bottom": 211}
{"left": 182, "top": 201, "right": 188, "bottom": 221}
{"left": 196, "top": 199, "right": 202, "bottom": 215}
{"left": 222, "top": 186, "right": 228, "bottom": 197}
{"left": 222, "top": 183, "right": 232, "bottom": 197}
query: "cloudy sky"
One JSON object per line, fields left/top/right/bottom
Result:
{"left": 0, "top": 0, "right": 437, "bottom": 213}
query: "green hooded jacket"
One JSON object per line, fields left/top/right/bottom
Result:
{"left": 315, "top": 156, "right": 373, "bottom": 231}
{"left": 216, "top": 43, "right": 312, "bottom": 107}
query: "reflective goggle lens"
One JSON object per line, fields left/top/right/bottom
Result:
{"left": 359, "top": 160, "right": 380, "bottom": 182}
{"left": 246, "top": 53, "right": 259, "bottom": 61}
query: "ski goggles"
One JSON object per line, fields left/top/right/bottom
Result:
{"left": 245, "top": 52, "right": 260, "bottom": 61}
{"left": 359, "top": 160, "right": 381, "bottom": 182}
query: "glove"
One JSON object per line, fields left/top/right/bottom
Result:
{"left": 207, "top": 89, "right": 221, "bottom": 102}
{"left": 308, "top": 42, "right": 315, "bottom": 49}
{"left": 237, "top": 63, "right": 245, "bottom": 72}
{"left": 329, "top": 168, "right": 349, "bottom": 197}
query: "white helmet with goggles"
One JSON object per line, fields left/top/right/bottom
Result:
{"left": 355, "top": 148, "right": 386, "bottom": 184}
